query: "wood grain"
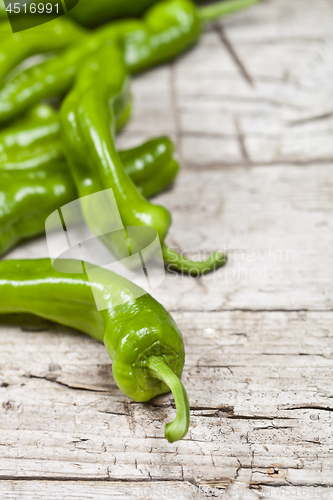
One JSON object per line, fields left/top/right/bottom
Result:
{"left": 0, "top": 0, "right": 332, "bottom": 497}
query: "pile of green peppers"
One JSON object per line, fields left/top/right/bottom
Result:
{"left": 0, "top": 0, "right": 260, "bottom": 442}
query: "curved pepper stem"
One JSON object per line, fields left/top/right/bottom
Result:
{"left": 162, "top": 244, "right": 227, "bottom": 276}
{"left": 199, "top": 0, "right": 261, "bottom": 24}
{"left": 146, "top": 356, "right": 190, "bottom": 443}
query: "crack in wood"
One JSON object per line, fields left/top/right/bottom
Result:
{"left": 179, "top": 93, "right": 301, "bottom": 110}
{"left": 0, "top": 476, "right": 197, "bottom": 483}
{"left": 289, "top": 111, "right": 333, "bottom": 126}
{"left": 97, "top": 410, "right": 129, "bottom": 417}
{"left": 257, "top": 481, "right": 333, "bottom": 488}
{"left": 282, "top": 405, "right": 333, "bottom": 412}
{"left": 168, "top": 308, "right": 333, "bottom": 313}
{"left": 169, "top": 63, "right": 182, "bottom": 158}
{"left": 25, "top": 374, "right": 108, "bottom": 393}
{"left": 234, "top": 116, "right": 251, "bottom": 163}
{"left": 216, "top": 25, "right": 254, "bottom": 87}
{"left": 183, "top": 159, "right": 333, "bottom": 169}
{"left": 251, "top": 426, "right": 294, "bottom": 431}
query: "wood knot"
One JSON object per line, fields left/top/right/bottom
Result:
{"left": 267, "top": 464, "right": 286, "bottom": 479}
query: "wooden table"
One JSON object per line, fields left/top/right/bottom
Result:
{"left": 1, "top": 1, "right": 333, "bottom": 498}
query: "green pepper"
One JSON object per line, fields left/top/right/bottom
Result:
{"left": 0, "top": 16, "right": 87, "bottom": 81}
{"left": 0, "top": 0, "right": 247, "bottom": 27}
{"left": 0, "top": 0, "right": 260, "bottom": 124}
{"left": 1, "top": 131, "right": 178, "bottom": 194}
{"left": 61, "top": 44, "right": 169, "bottom": 235}
{"left": 138, "top": 158, "right": 179, "bottom": 199}
{"left": 0, "top": 105, "right": 60, "bottom": 159}
{"left": 0, "top": 258, "right": 190, "bottom": 442}
{"left": 70, "top": 0, "right": 258, "bottom": 26}
{"left": 0, "top": 95, "right": 131, "bottom": 168}
{"left": 0, "top": 0, "right": 163, "bottom": 26}
{"left": 0, "top": 163, "right": 76, "bottom": 255}
{"left": 0, "top": 102, "right": 57, "bottom": 126}
{"left": 68, "top": 0, "right": 175, "bottom": 26}
{"left": 0, "top": 102, "right": 57, "bottom": 128}
{"left": 60, "top": 43, "right": 226, "bottom": 275}
{"left": 0, "top": 100, "right": 174, "bottom": 178}
{"left": 0, "top": 136, "right": 180, "bottom": 256}
{"left": 0, "top": 104, "right": 62, "bottom": 168}
{"left": 0, "top": 94, "right": 179, "bottom": 256}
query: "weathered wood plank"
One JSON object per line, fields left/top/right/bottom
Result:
{"left": 117, "top": 0, "right": 333, "bottom": 166}
{"left": 0, "top": 312, "right": 332, "bottom": 484}
{"left": 0, "top": 0, "right": 332, "bottom": 493}
{"left": 6, "top": 164, "right": 333, "bottom": 311}
{"left": 0, "top": 480, "right": 332, "bottom": 500}
{"left": 0, "top": 480, "right": 198, "bottom": 500}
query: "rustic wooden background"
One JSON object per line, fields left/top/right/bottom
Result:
{"left": 1, "top": 0, "right": 333, "bottom": 498}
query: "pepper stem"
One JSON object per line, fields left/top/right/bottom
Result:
{"left": 146, "top": 356, "right": 190, "bottom": 443}
{"left": 199, "top": 0, "right": 261, "bottom": 23}
{"left": 162, "top": 244, "right": 227, "bottom": 276}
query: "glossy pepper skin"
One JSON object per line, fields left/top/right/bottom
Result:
{"left": 0, "top": 94, "right": 179, "bottom": 256}
{"left": 0, "top": 0, "right": 201, "bottom": 26}
{"left": 0, "top": 93, "right": 131, "bottom": 166}
{"left": 0, "top": 102, "right": 57, "bottom": 130}
{"left": 70, "top": 0, "right": 258, "bottom": 26}
{"left": 61, "top": 43, "right": 226, "bottom": 275}
{"left": 0, "top": 104, "right": 61, "bottom": 168}
{"left": 0, "top": 17, "right": 87, "bottom": 82}
{"left": 0, "top": 164, "right": 76, "bottom": 256}
{"left": 0, "top": 102, "right": 177, "bottom": 185}
{"left": 0, "top": 258, "right": 190, "bottom": 442}
{"left": 0, "top": 0, "right": 260, "bottom": 124}
{"left": 68, "top": 0, "right": 171, "bottom": 26}
{"left": 0, "top": 99, "right": 131, "bottom": 169}
{"left": 0, "top": 131, "right": 179, "bottom": 195}
{"left": 0, "top": 137, "right": 180, "bottom": 257}
{"left": 61, "top": 44, "right": 171, "bottom": 245}
{"left": 0, "top": 0, "right": 163, "bottom": 25}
